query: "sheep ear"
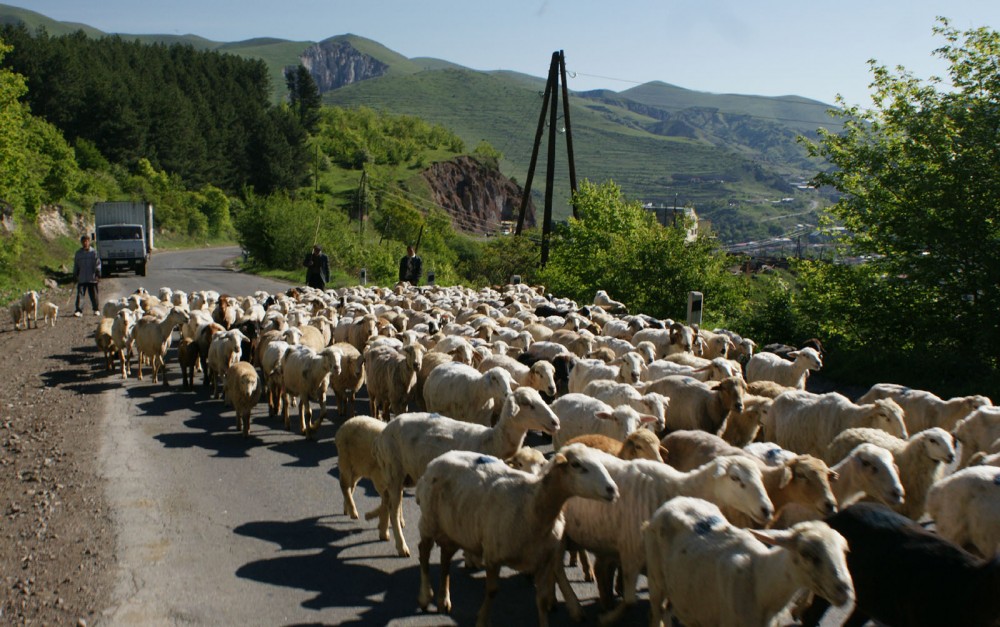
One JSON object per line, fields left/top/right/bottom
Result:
{"left": 595, "top": 411, "right": 614, "bottom": 420}
{"left": 714, "top": 459, "right": 730, "bottom": 478}
{"left": 658, "top": 445, "right": 670, "bottom": 460}
{"left": 638, "top": 414, "right": 658, "bottom": 424}
{"left": 749, "top": 528, "right": 795, "bottom": 548}
{"left": 788, "top": 350, "right": 800, "bottom": 359}
{"left": 553, "top": 452, "right": 568, "bottom": 465}
{"left": 778, "top": 466, "right": 793, "bottom": 489}
{"left": 828, "top": 470, "right": 839, "bottom": 483}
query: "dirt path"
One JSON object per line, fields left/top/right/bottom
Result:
{"left": 1, "top": 286, "right": 116, "bottom": 625}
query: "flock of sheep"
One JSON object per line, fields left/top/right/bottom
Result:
{"left": 12, "top": 279, "right": 1000, "bottom": 626}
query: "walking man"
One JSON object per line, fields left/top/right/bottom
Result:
{"left": 303, "top": 244, "right": 330, "bottom": 290}
{"left": 73, "top": 234, "right": 101, "bottom": 317}
{"left": 398, "top": 245, "right": 422, "bottom": 285}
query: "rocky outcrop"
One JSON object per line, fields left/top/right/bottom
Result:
{"left": 422, "top": 156, "right": 535, "bottom": 235}
{"left": 299, "top": 39, "right": 389, "bottom": 92}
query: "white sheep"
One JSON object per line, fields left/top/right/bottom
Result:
{"left": 593, "top": 289, "right": 628, "bottom": 313}
{"left": 746, "top": 347, "right": 823, "bottom": 390}
{"left": 423, "top": 362, "right": 513, "bottom": 426}
{"left": 643, "top": 496, "right": 853, "bottom": 627}
{"left": 110, "top": 308, "right": 137, "bottom": 379}
{"left": 94, "top": 317, "right": 115, "bottom": 370}
{"left": 478, "top": 353, "right": 557, "bottom": 398}
{"left": 826, "top": 427, "right": 955, "bottom": 519}
{"left": 505, "top": 446, "right": 548, "bottom": 475}
{"left": 580, "top": 380, "right": 669, "bottom": 432}
{"left": 631, "top": 322, "right": 695, "bottom": 358}
{"left": 41, "top": 302, "right": 58, "bottom": 326}
{"left": 260, "top": 339, "right": 293, "bottom": 417}
{"left": 562, "top": 453, "right": 774, "bottom": 624}
{"left": 329, "top": 342, "right": 365, "bottom": 419}
{"left": 953, "top": 406, "right": 1000, "bottom": 468}
{"left": 206, "top": 328, "right": 247, "bottom": 399}
{"left": 334, "top": 314, "right": 378, "bottom": 353}
{"left": 694, "top": 328, "right": 736, "bottom": 360}
{"left": 763, "top": 390, "right": 907, "bottom": 457}
{"left": 828, "top": 443, "right": 905, "bottom": 508}
{"left": 661, "top": 430, "right": 839, "bottom": 526}
{"left": 20, "top": 290, "right": 38, "bottom": 329}
{"left": 642, "top": 356, "right": 739, "bottom": 383}
{"left": 223, "top": 361, "right": 262, "bottom": 437}
{"left": 926, "top": 465, "right": 1000, "bottom": 557}
{"left": 550, "top": 394, "right": 659, "bottom": 450}
{"left": 567, "top": 352, "right": 644, "bottom": 393}
{"left": 133, "top": 307, "right": 191, "bottom": 385}
{"left": 415, "top": 444, "right": 619, "bottom": 626}
{"left": 373, "top": 387, "right": 560, "bottom": 557}
{"left": 856, "top": 382, "right": 991, "bottom": 434}
{"left": 365, "top": 343, "right": 424, "bottom": 421}
{"left": 281, "top": 345, "right": 343, "bottom": 438}
{"left": 643, "top": 375, "right": 746, "bottom": 435}
{"left": 335, "top": 415, "right": 390, "bottom": 538}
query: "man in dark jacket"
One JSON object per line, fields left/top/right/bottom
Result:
{"left": 303, "top": 245, "right": 330, "bottom": 290}
{"left": 398, "top": 245, "right": 423, "bottom": 285}
{"left": 73, "top": 234, "right": 102, "bottom": 316}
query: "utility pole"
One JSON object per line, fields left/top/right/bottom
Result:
{"left": 515, "top": 50, "right": 579, "bottom": 267}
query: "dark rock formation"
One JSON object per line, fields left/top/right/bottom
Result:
{"left": 299, "top": 39, "right": 389, "bottom": 92}
{"left": 422, "top": 156, "right": 536, "bottom": 235}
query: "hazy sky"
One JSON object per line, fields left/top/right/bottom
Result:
{"left": 12, "top": 1, "right": 1000, "bottom": 105}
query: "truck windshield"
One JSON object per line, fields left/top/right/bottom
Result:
{"left": 98, "top": 226, "right": 143, "bottom": 241}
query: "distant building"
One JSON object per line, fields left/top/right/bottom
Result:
{"left": 643, "top": 203, "right": 699, "bottom": 242}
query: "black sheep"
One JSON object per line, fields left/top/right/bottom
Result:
{"left": 801, "top": 503, "right": 1000, "bottom": 627}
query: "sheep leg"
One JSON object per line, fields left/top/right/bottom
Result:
{"left": 598, "top": 562, "right": 639, "bottom": 627}
{"left": 341, "top": 474, "right": 359, "bottom": 519}
{"left": 241, "top": 409, "right": 250, "bottom": 437}
{"left": 476, "top": 565, "right": 501, "bottom": 627}
{"left": 388, "top": 490, "right": 410, "bottom": 557}
{"left": 554, "top": 559, "right": 584, "bottom": 622}
{"left": 438, "top": 542, "right": 457, "bottom": 614}
{"left": 309, "top": 391, "right": 327, "bottom": 436}
{"left": 299, "top": 395, "right": 311, "bottom": 436}
{"left": 160, "top": 358, "right": 169, "bottom": 387}
{"left": 281, "top": 392, "right": 291, "bottom": 431}
{"left": 136, "top": 351, "right": 143, "bottom": 380}
{"left": 594, "top": 557, "right": 616, "bottom": 609}
{"left": 578, "top": 550, "right": 595, "bottom": 582}
{"left": 533, "top": 558, "right": 558, "bottom": 627}
{"left": 417, "top": 536, "right": 435, "bottom": 611}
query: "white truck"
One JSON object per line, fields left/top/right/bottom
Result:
{"left": 93, "top": 201, "right": 154, "bottom": 277}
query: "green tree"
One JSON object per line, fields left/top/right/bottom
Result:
{"left": 803, "top": 18, "right": 1000, "bottom": 392}
{"left": 0, "top": 42, "right": 30, "bottom": 273}
{"left": 285, "top": 64, "right": 321, "bottom": 134}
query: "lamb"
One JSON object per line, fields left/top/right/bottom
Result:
{"left": 365, "top": 343, "right": 424, "bottom": 421}
{"left": 856, "top": 382, "right": 991, "bottom": 434}
{"left": 746, "top": 347, "right": 823, "bottom": 390}
{"left": 94, "top": 317, "right": 115, "bottom": 370}
{"left": 329, "top": 342, "right": 365, "bottom": 419}
{"left": 550, "top": 394, "right": 659, "bottom": 450}
{"left": 763, "top": 390, "right": 907, "bottom": 457}
{"left": 9, "top": 301, "right": 24, "bottom": 331}
{"left": 719, "top": 395, "right": 772, "bottom": 446}
{"left": 41, "top": 302, "right": 58, "bottom": 326}
{"left": 642, "top": 375, "right": 746, "bottom": 435}
{"left": 20, "top": 290, "right": 38, "bottom": 329}
{"left": 415, "top": 445, "right": 619, "bottom": 626}
{"left": 693, "top": 328, "right": 735, "bottom": 360}
{"left": 643, "top": 496, "right": 852, "bottom": 627}
{"left": 505, "top": 446, "right": 547, "bottom": 475}
{"left": 953, "top": 406, "right": 1000, "bottom": 468}
{"left": 580, "top": 380, "right": 669, "bottom": 432}
{"left": 799, "top": 503, "right": 1000, "bottom": 627}
{"left": 566, "top": 352, "right": 644, "bottom": 394}
{"left": 133, "top": 307, "right": 191, "bottom": 385}
{"left": 110, "top": 309, "right": 137, "bottom": 379}
{"left": 335, "top": 415, "right": 390, "bottom": 539}
{"left": 828, "top": 443, "right": 905, "bottom": 509}
{"left": 206, "top": 329, "right": 247, "bottom": 399}
{"left": 661, "top": 430, "right": 838, "bottom": 526}
{"left": 177, "top": 337, "right": 199, "bottom": 389}
{"left": 222, "top": 361, "right": 262, "bottom": 437}
{"left": 926, "top": 465, "right": 1000, "bottom": 558}
{"left": 373, "top": 386, "right": 560, "bottom": 557}
{"left": 424, "top": 362, "right": 513, "bottom": 426}
{"left": 280, "top": 345, "right": 342, "bottom": 438}
{"left": 561, "top": 453, "right": 774, "bottom": 623}
{"left": 567, "top": 430, "right": 667, "bottom": 463}
{"left": 826, "top": 427, "right": 955, "bottom": 519}
{"left": 478, "top": 353, "right": 557, "bottom": 398}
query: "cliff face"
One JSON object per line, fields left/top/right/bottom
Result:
{"left": 422, "top": 156, "right": 535, "bottom": 235}
{"left": 299, "top": 39, "right": 389, "bottom": 92}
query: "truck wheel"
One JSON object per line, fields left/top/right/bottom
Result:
{"left": 101, "top": 266, "right": 111, "bottom": 278}
{"left": 137, "top": 262, "right": 147, "bottom": 277}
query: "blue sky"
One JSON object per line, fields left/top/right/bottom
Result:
{"left": 12, "top": 1, "right": 1000, "bottom": 105}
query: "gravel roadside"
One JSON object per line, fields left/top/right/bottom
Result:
{"left": 1, "top": 285, "right": 116, "bottom": 625}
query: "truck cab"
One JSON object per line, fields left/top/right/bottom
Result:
{"left": 96, "top": 224, "right": 147, "bottom": 276}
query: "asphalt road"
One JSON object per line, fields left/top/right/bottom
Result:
{"left": 94, "top": 247, "right": 850, "bottom": 626}
{"left": 96, "top": 247, "right": 611, "bottom": 627}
